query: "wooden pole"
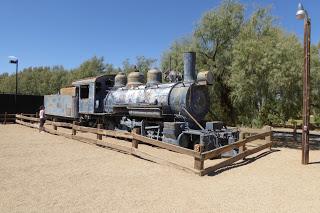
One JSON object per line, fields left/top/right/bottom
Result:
{"left": 132, "top": 128, "right": 140, "bottom": 149}
{"left": 194, "top": 144, "right": 204, "bottom": 172}
{"left": 263, "top": 126, "right": 272, "bottom": 150}
{"left": 97, "top": 124, "right": 103, "bottom": 140}
{"left": 302, "top": 19, "right": 311, "bottom": 165}
{"left": 238, "top": 132, "right": 246, "bottom": 157}
{"left": 293, "top": 123, "right": 297, "bottom": 142}
{"left": 72, "top": 121, "right": 77, "bottom": 135}
{"left": 4, "top": 112, "right": 7, "bottom": 124}
{"left": 53, "top": 118, "right": 57, "bottom": 131}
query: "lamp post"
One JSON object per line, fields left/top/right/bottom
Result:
{"left": 296, "top": 3, "right": 311, "bottom": 165}
{"left": 9, "top": 56, "right": 19, "bottom": 114}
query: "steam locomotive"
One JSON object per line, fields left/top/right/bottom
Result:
{"left": 44, "top": 52, "right": 238, "bottom": 152}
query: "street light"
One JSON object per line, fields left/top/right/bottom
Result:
{"left": 8, "top": 56, "right": 19, "bottom": 114}
{"left": 296, "top": 3, "right": 311, "bottom": 165}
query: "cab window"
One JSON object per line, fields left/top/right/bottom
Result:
{"left": 80, "top": 85, "right": 89, "bottom": 99}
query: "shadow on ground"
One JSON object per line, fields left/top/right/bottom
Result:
{"left": 272, "top": 138, "right": 320, "bottom": 150}
{"left": 207, "top": 149, "right": 280, "bottom": 177}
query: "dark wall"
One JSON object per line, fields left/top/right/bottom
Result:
{"left": 0, "top": 94, "right": 43, "bottom": 114}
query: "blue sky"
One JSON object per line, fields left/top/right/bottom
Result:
{"left": 0, "top": 0, "right": 319, "bottom": 74}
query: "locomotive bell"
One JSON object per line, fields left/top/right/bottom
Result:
{"left": 114, "top": 72, "right": 127, "bottom": 87}
{"left": 147, "top": 68, "right": 162, "bottom": 85}
{"left": 127, "top": 69, "right": 144, "bottom": 88}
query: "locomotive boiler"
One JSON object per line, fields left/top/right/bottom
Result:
{"left": 44, "top": 52, "right": 238, "bottom": 153}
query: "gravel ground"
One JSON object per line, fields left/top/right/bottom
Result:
{"left": 0, "top": 124, "right": 320, "bottom": 213}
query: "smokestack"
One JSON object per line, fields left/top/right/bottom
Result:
{"left": 183, "top": 52, "right": 196, "bottom": 82}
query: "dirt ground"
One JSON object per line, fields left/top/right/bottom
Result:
{"left": 0, "top": 124, "right": 320, "bottom": 213}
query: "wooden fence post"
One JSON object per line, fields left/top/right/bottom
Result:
{"left": 72, "top": 121, "right": 77, "bottom": 135}
{"left": 16, "top": 114, "right": 20, "bottom": 123}
{"left": 36, "top": 112, "right": 39, "bottom": 118}
{"left": 194, "top": 143, "right": 204, "bottom": 172}
{"left": 293, "top": 123, "right": 297, "bottom": 142}
{"left": 97, "top": 124, "right": 103, "bottom": 140}
{"left": 265, "top": 132, "right": 272, "bottom": 150}
{"left": 53, "top": 118, "right": 57, "bottom": 131}
{"left": 132, "top": 128, "right": 140, "bottom": 149}
{"left": 4, "top": 112, "right": 7, "bottom": 124}
{"left": 263, "top": 126, "right": 272, "bottom": 150}
{"left": 239, "top": 132, "right": 246, "bottom": 153}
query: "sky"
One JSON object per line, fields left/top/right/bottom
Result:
{"left": 0, "top": 0, "right": 319, "bottom": 74}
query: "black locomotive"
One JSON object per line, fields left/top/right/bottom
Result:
{"left": 44, "top": 52, "right": 238, "bottom": 152}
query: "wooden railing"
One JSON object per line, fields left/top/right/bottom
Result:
{"left": 0, "top": 113, "right": 36, "bottom": 124}
{"left": 198, "top": 131, "right": 272, "bottom": 176}
{"left": 15, "top": 114, "right": 273, "bottom": 176}
{"left": 0, "top": 113, "right": 16, "bottom": 124}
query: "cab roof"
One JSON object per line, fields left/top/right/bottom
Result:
{"left": 72, "top": 74, "right": 116, "bottom": 86}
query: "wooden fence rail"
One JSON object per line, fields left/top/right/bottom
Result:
{"left": 15, "top": 114, "right": 274, "bottom": 176}
{"left": 0, "top": 113, "right": 17, "bottom": 124}
{"left": 202, "top": 131, "right": 271, "bottom": 160}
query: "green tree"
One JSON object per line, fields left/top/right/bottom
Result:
{"left": 194, "top": 0, "right": 244, "bottom": 124}
{"left": 68, "top": 56, "right": 105, "bottom": 83}
{"left": 122, "top": 56, "right": 157, "bottom": 79}
{"left": 136, "top": 56, "right": 157, "bottom": 79}
{"left": 311, "top": 44, "right": 320, "bottom": 118}
{"left": 229, "top": 8, "right": 303, "bottom": 126}
{"left": 161, "top": 0, "right": 244, "bottom": 124}
{"left": 161, "top": 37, "right": 193, "bottom": 74}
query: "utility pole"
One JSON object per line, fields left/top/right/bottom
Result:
{"left": 296, "top": 3, "right": 311, "bottom": 164}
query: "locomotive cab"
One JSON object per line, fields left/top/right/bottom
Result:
{"left": 72, "top": 74, "right": 115, "bottom": 114}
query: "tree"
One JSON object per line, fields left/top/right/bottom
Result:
{"left": 161, "top": 0, "right": 244, "bottom": 124}
{"left": 311, "top": 44, "right": 320, "bottom": 119}
{"left": 161, "top": 37, "right": 193, "bottom": 74}
{"left": 0, "top": 73, "right": 14, "bottom": 94}
{"left": 194, "top": 0, "right": 244, "bottom": 124}
{"left": 229, "top": 8, "right": 303, "bottom": 126}
{"left": 122, "top": 58, "right": 132, "bottom": 73}
{"left": 136, "top": 56, "right": 157, "bottom": 79}
{"left": 68, "top": 56, "right": 105, "bottom": 83}
{"left": 122, "top": 56, "right": 157, "bottom": 79}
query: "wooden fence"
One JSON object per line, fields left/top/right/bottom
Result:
{"left": 1, "top": 113, "right": 17, "bottom": 124}
{"left": 15, "top": 114, "right": 273, "bottom": 176}
{"left": 1, "top": 112, "right": 38, "bottom": 124}
{"left": 272, "top": 123, "right": 320, "bottom": 131}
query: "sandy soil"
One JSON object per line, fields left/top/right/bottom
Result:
{"left": 0, "top": 124, "right": 320, "bottom": 213}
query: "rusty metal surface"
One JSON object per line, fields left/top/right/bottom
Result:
{"left": 44, "top": 95, "right": 78, "bottom": 118}
{"left": 104, "top": 82, "right": 209, "bottom": 120}
{"left": 104, "top": 83, "right": 174, "bottom": 114}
